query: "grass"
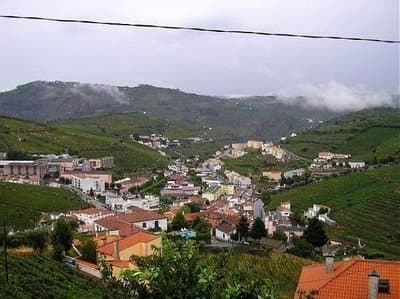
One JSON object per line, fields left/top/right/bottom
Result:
{"left": 0, "top": 116, "right": 169, "bottom": 178}
{"left": 0, "top": 182, "right": 88, "bottom": 230}
{"left": 281, "top": 108, "right": 400, "bottom": 163}
{"left": 0, "top": 252, "right": 109, "bottom": 299}
{"left": 270, "top": 164, "right": 400, "bottom": 259}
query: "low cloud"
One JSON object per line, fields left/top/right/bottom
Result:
{"left": 69, "top": 83, "right": 128, "bottom": 104}
{"left": 278, "top": 81, "right": 394, "bottom": 112}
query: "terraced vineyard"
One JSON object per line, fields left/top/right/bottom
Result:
{"left": 281, "top": 108, "right": 400, "bottom": 163}
{"left": 271, "top": 164, "right": 400, "bottom": 259}
{"left": 0, "top": 116, "right": 168, "bottom": 177}
{"left": 202, "top": 251, "right": 311, "bottom": 299}
{"left": 0, "top": 182, "right": 87, "bottom": 230}
{"left": 0, "top": 252, "right": 110, "bottom": 299}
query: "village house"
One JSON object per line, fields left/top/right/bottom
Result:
{"left": 68, "top": 208, "right": 115, "bottom": 232}
{"left": 215, "top": 222, "right": 237, "bottom": 242}
{"left": 295, "top": 257, "right": 400, "bottom": 299}
{"left": 247, "top": 140, "right": 263, "bottom": 150}
{"left": 105, "top": 194, "right": 160, "bottom": 212}
{"left": 202, "top": 184, "right": 235, "bottom": 202}
{"left": 61, "top": 170, "right": 112, "bottom": 184}
{"left": 304, "top": 204, "right": 336, "bottom": 227}
{"left": 114, "top": 176, "right": 148, "bottom": 194}
{"left": 94, "top": 208, "right": 168, "bottom": 234}
{"left": 70, "top": 173, "right": 106, "bottom": 194}
{"left": 224, "top": 170, "right": 251, "bottom": 188}
{"left": 204, "top": 158, "right": 224, "bottom": 172}
{"left": 349, "top": 161, "right": 366, "bottom": 169}
{"left": 277, "top": 201, "right": 292, "bottom": 217}
{"left": 262, "top": 171, "right": 282, "bottom": 181}
{"left": 161, "top": 176, "right": 200, "bottom": 197}
{"left": 283, "top": 168, "right": 306, "bottom": 179}
{"left": 96, "top": 230, "right": 162, "bottom": 278}
{"left": 231, "top": 143, "right": 248, "bottom": 158}
{"left": 88, "top": 156, "right": 114, "bottom": 170}
{"left": 318, "top": 151, "right": 351, "bottom": 160}
{"left": 0, "top": 160, "right": 48, "bottom": 184}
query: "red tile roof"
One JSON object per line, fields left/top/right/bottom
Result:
{"left": 70, "top": 207, "right": 113, "bottom": 216}
{"left": 97, "top": 231, "right": 159, "bottom": 256}
{"left": 295, "top": 259, "right": 400, "bottom": 299}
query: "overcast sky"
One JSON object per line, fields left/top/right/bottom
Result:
{"left": 0, "top": 0, "right": 399, "bottom": 101}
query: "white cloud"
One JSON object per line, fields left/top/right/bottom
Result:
{"left": 278, "top": 81, "right": 394, "bottom": 112}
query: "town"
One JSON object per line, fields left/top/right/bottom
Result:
{"left": 1, "top": 2, "right": 399, "bottom": 298}
{"left": 0, "top": 140, "right": 370, "bottom": 278}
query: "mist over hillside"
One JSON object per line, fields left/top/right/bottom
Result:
{"left": 2, "top": 80, "right": 396, "bottom": 141}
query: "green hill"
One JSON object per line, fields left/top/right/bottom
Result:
{"left": 0, "top": 252, "right": 110, "bottom": 299}
{"left": 56, "top": 112, "right": 232, "bottom": 159}
{"left": 0, "top": 182, "right": 88, "bottom": 230}
{"left": 280, "top": 108, "right": 400, "bottom": 163}
{"left": 271, "top": 164, "right": 400, "bottom": 259}
{"left": 0, "top": 81, "right": 338, "bottom": 141}
{"left": 0, "top": 116, "right": 168, "bottom": 177}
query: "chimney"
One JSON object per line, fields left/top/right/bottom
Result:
{"left": 101, "top": 237, "right": 107, "bottom": 246}
{"left": 113, "top": 240, "right": 120, "bottom": 260}
{"left": 325, "top": 254, "right": 335, "bottom": 273}
{"left": 368, "top": 270, "right": 380, "bottom": 299}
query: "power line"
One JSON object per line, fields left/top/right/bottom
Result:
{"left": 0, "top": 15, "right": 399, "bottom": 44}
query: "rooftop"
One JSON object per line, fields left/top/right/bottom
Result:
{"left": 97, "top": 231, "right": 160, "bottom": 256}
{"left": 295, "top": 259, "right": 400, "bottom": 299}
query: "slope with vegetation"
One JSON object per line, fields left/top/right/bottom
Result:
{"left": 271, "top": 164, "right": 400, "bottom": 259}
{"left": 0, "top": 116, "right": 168, "bottom": 177}
{"left": 281, "top": 108, "right": 400, "bottom": 163}
{"left": 0, "top": 182, "right": 87, "bottom": 230}
{"left": 56, "top": 112, "right": 231, "bottom": 160}
{"left": 0, "top": 252, "right": 111, "bottom": 299}
{"left": 0, "top": 81, "right": 338, "bottom": 141}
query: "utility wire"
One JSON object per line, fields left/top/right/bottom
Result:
{"left": 0, "top": 15, "right": 399, "bottom": 44}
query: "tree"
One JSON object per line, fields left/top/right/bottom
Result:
{"left": 81, "top": 239, "right": 97, "bottom": 264}
{"left": 290, "top": 237, "right": 314, "bottom": 258}
{"left": 171, "top": 211, "right": 186, "bottom": 230}
{"left": 250, "top": 217, "right": 267, "bottom": 240}
{"left": 260, "top": 190, "right": 271, "bottom": 206}
{"left": 26, "top": 229, "right": 48, "bottom": 253}
{"left": 303, "top": 218, "right": 329, "bottom": 247}
{"left": 193, "top": 219, "right": 211, "bottom": 244}
{"left": 51, "top": 218, "right": 73, "bottom": 256}
{"left": 236, "top": 215, "right": 249, "bottom": 241}
{"left": 121, "top": 236, "right": 278, "bottom": 299}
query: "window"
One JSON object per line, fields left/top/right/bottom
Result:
{"left": 155, "top": 220, "right": 159, "bottom": 228}
{"left": 378, "top": 279, "right": 390, "bottom": 293}
{"left": 142, "top": 222, "right": 147, "bottom": 228}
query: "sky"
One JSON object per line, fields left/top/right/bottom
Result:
{"left": 0, "top": 1, "right": 399, "bottom": 110}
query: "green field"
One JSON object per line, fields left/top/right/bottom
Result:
{"left": 271, "top": 164, "right": 400, "bottom": 259}
{"left": 281, "top": 108, "right": 400, "bottom": 163}
{"left": 0, "top": 116, "right": 169, "bottom": 177}
{"left": 0, "top": 252, "right": 110, "bottom": 299}
{"left": 0, "top": 183, "right": 88, "bottom": 230}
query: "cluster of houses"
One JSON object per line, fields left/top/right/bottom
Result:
{"left": 265, "top": 202, "right": 305, "bottom": 241}
{"left": 0, "top": 154, "right": 114, "bottom": 186}
{"left": 161, "top": 176, "right": 200, "bottom": 197}
{"left": 310, "top": 151, "right": 366, "bottom": 174}
{"left": 227, "top": 140, "right": 296, "bottom": 162}
{"left": 64, "top": 206, "right": 167, "bottom": 278}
